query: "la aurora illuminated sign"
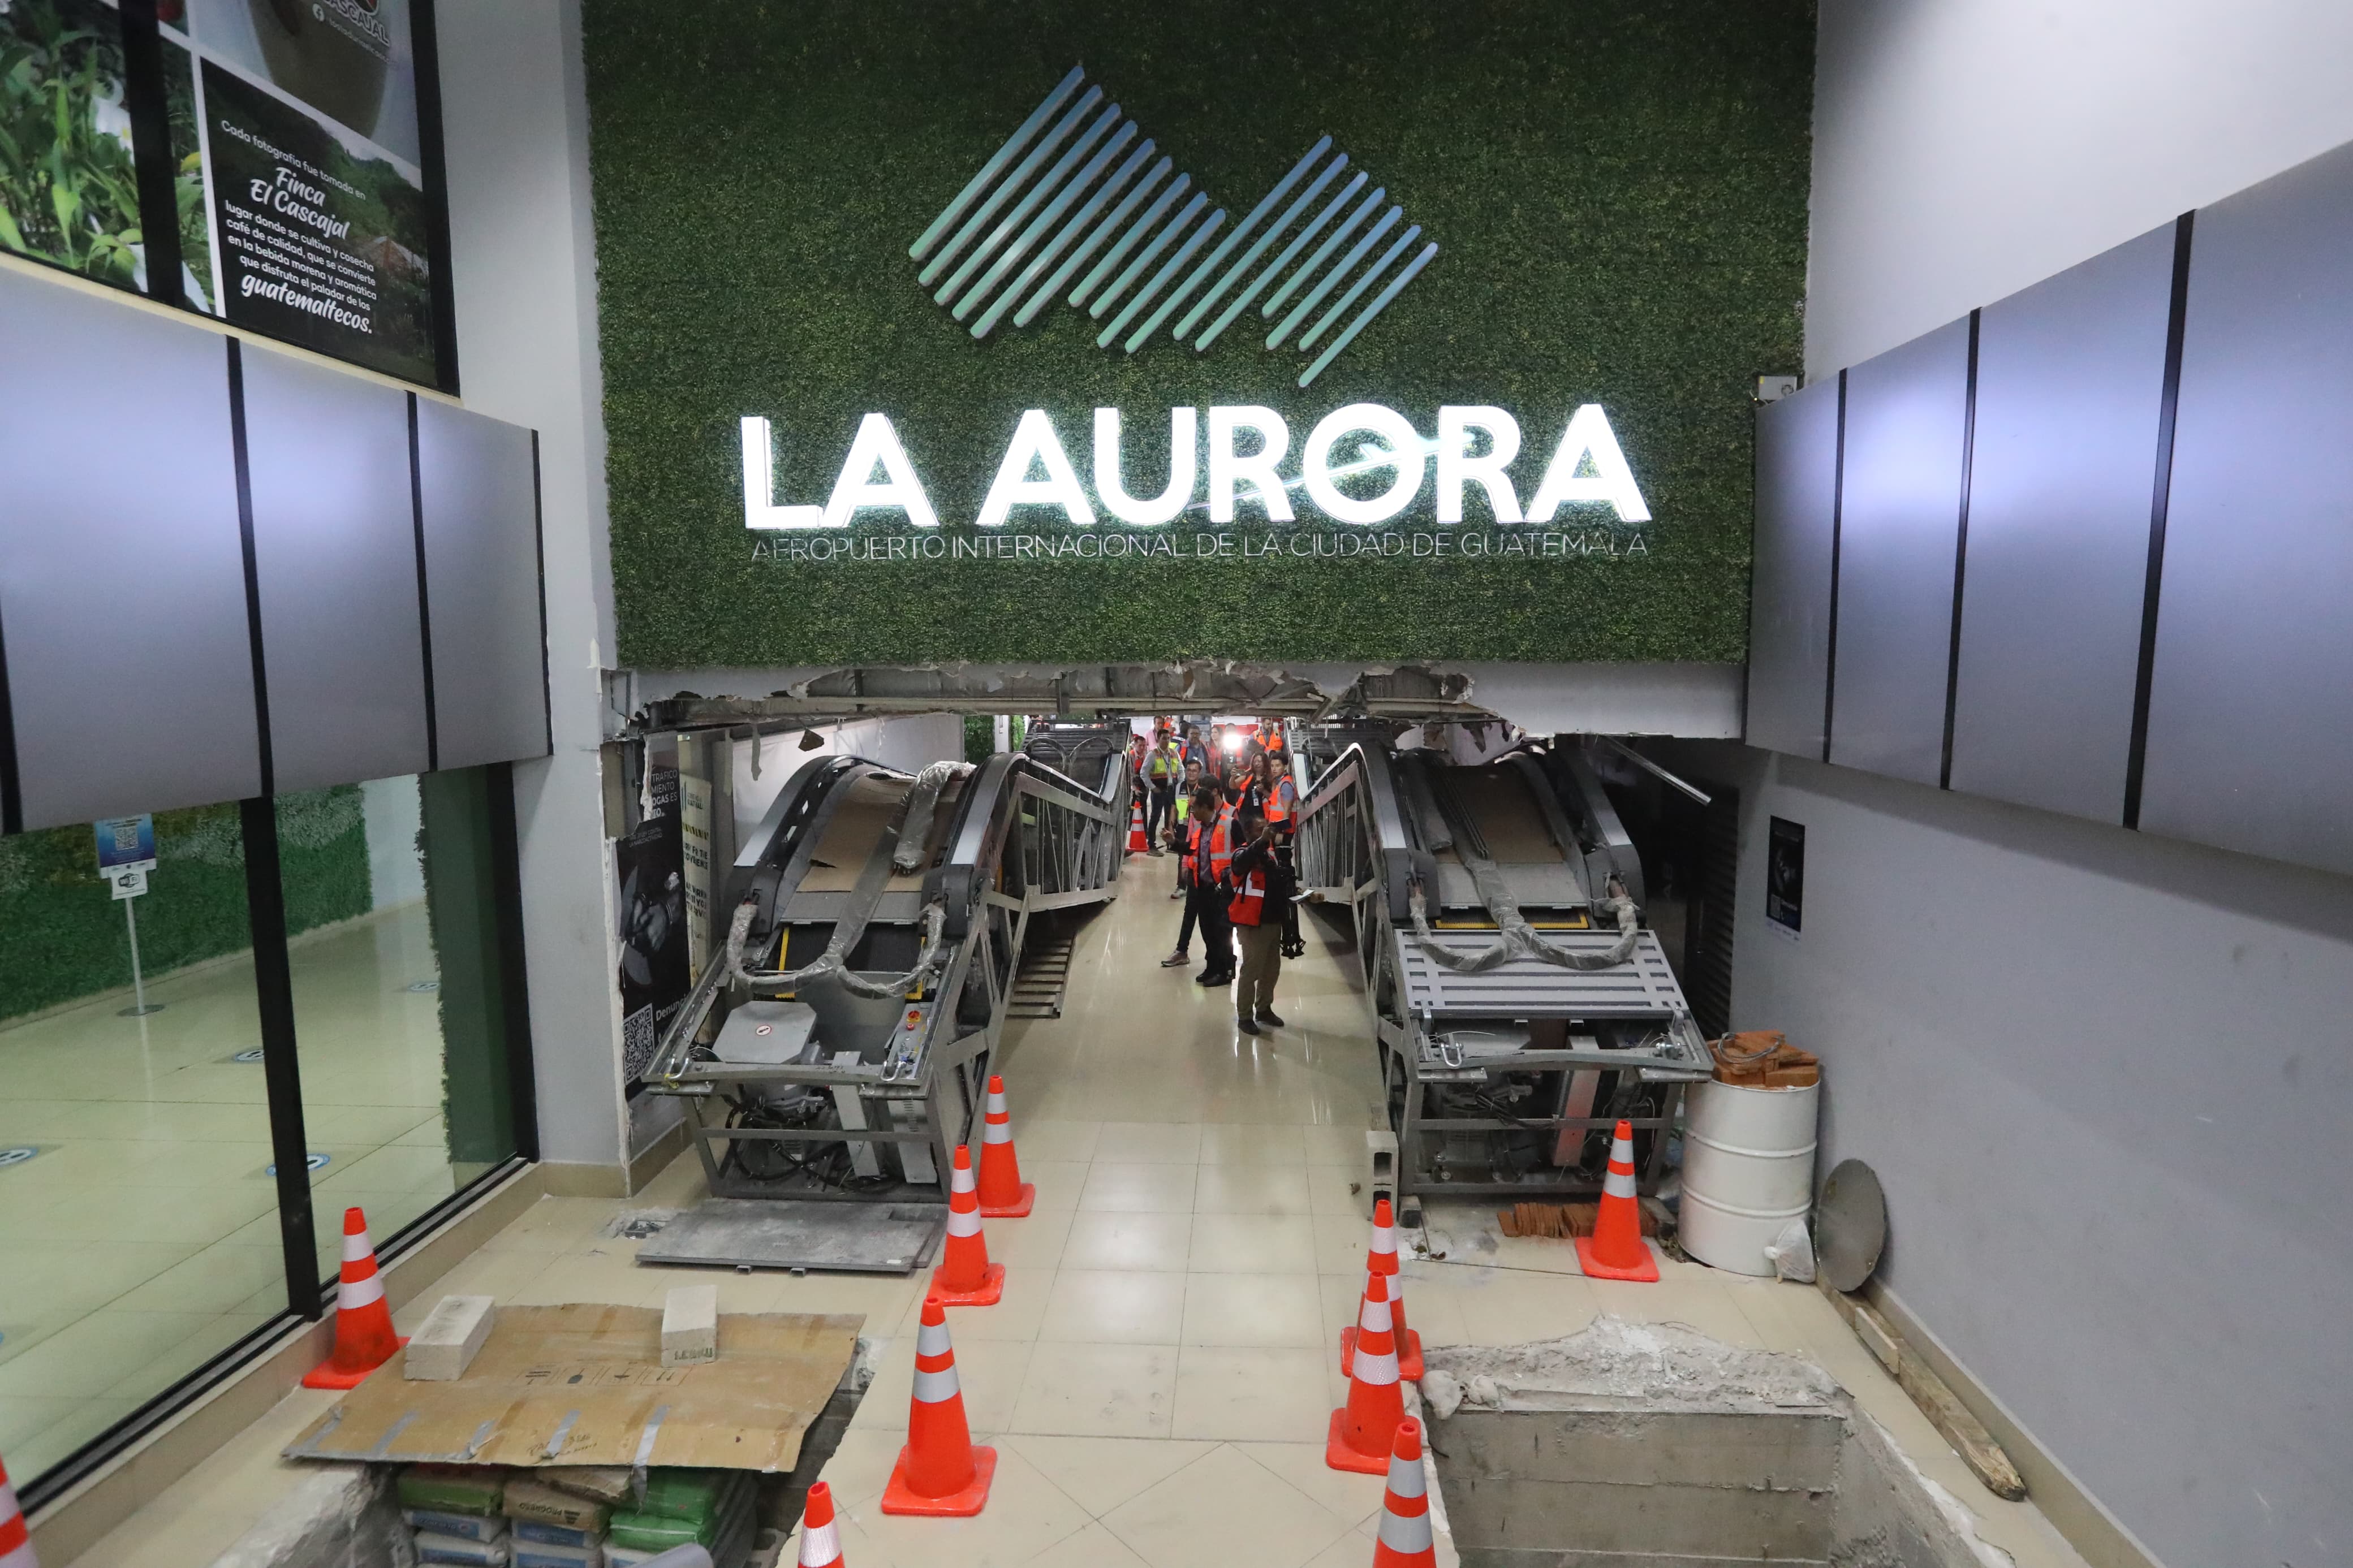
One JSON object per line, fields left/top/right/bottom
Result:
{"left": 740, "top": 403, "right": 1649, "bottom": 532}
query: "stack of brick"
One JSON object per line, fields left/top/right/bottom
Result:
{"left": 1710, "top": 1030, "right": 1819, "bottom": 1088}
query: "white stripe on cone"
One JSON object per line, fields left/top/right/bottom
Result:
{"left": 338, "top": 1272, "right": 386, "bottom": 1310}
{"left": 945, "top": 1204, "right": 982, "bottom": 1238}
{"left": 1370, "top": 1219, "right": 1397, "bottom": 1260}
{"left": 1379, "top": 1500, "right": 1434, "bottom": 1554}
{"left": 951, "top": 1161, "right": 976, "bottom": 1194}
{"left": 798, "top": 1519, "right": 840, "bottom": 1566}
{"left": 982, "top": 1113, "right": 1012, "bottom": 1144}
{"left": 342, "top": 1229, "right": 376, "bottom": 1264}
{"left": 916, "top": 1316, "right": 953, "bottom": 1358}
{"left": 1604, "top": 1131, "right": 1639, "bottom": 1200}
{"left": 912, "top": 1364, "right": 962, "bottom": 1403}
{"left": 1386, "top": 1450, "right": 1427, "bottom": 1499}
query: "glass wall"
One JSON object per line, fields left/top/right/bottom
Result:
{"left": 0, "top": 767, "right": 528, "bottom": 1493}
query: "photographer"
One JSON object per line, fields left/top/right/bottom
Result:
{"left": 1226, "top": 804, "right": 1295, "bottom": 1034}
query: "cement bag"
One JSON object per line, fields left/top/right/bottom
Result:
{"left": 1763, "top": 1217, "right": 1816, "bottom": 1284}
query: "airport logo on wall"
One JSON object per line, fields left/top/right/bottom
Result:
{"left": 738, "top": 65, "right": 1655, "bottom": 545}
{"left": 911, "top": 66, "right": 1436, "bottom": 390}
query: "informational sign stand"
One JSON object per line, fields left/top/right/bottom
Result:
{"left": 95, "top": 815, "right": 163, "bottom": 1017}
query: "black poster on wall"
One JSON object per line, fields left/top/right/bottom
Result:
{"left": 615, "top": 763, "right": 688, "bottom": 1087}
{"left": 1766, "top": 815, "right": 1804, "bottom": 938}
{"left": 201, "top": 58, "right": 433, "bottom": 383}
{"left": 0, "top": 0, "right": 450, "bottom": 388}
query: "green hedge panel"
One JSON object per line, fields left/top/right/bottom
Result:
{"left": 584, "top": 0, "right": 1813, "bottom": 668}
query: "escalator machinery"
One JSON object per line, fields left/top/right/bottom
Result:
{"left": 641, "top": 745, "right": 1127, "bottom": 1202}
{"left": 1293, "top": 733, "right": 1713, "bottom": 1208}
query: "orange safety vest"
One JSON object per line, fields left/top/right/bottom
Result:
{"left": 1263, "top": 775, "right": 1295, "bottom": 825}
{"left": 1205, "top": 805, "right": 1235, "bottom": 881}
{"left": 1228, "top": 863, "right": 1268, "bottom": 926}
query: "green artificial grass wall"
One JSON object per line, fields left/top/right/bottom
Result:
{"left": 584, "top": 0, "right": 1812, "bottom": 668}
{"left": 0, "top": 787, "right": 372, "bottom": 1024}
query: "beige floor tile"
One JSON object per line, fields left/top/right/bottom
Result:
{"left": 1095, "top": 1121, "right": 1203, "bottom": 1163}
{"left": 1062, "top": 1211, "right": 1192, "bottom": 1273}
{"left": 1079, "top": 1162, "right": 1197, "bottom": 1213}
{"left": 1006, "top": 1341, "right": 1177, "bottom": 1438}
{"left": 480, "top": 1195, "right": 617, "bottom": 1252}
{"left": 1198, "top": 1122, "right": 1308, "bottom": 1165}
{"left": 1192, "top": 1163, "right": 1313, "bottom": 1216}
{"left": 0, "top": 1241, "right": 197, "bottom": 1320}
{"left": 0, "top": 1308, "right": 228, "bottom": 1397}
{"left": 1002, "top": 1433, "right": 1219, "bottom": 1515}
{"left": 1027, "top": 1519, "right": 1154, "bottom": 1568}
{"left": 1311, "top": 1213, "right": 1380, "bottom": 1275}
{"left": 933, "top": 1260, "right": 1054, "bottom": 1342}
{"left": 1038, "top": 1269, "right": 1186, "bottom": 1345}
{"left": 990, "top": 1207, "right": 1076, "bottom": 1271}
{"left": 507, "top": 1252, "right": 652, "bottom": 1307}
{"left": 1388, "top": 1265, "right": 1471, "bottom": 1353}
{"left": 1180, "top": 1273, "right": 1324, "bottom": 1348}
{"left": 857, "top": 1334, "right": 1034, "bottom": 1435}
{"left": 1103, "top": 1442, "right": 1355, "bottom": 1568}
{"left": 1010, "top": 1159, "right": 1088, "bottom": 1209}
{"left": 1171, "top": 1345, "right": 1335, "bottom": 1442}
{"left": 809, "top": 1423, "right": 909, "bottom": 1509}
{"left": 1302, "top": 1124, "right": 1379, "bottom": 1167}
{"left": 1305, "top": 1164, "right": 1367, "bottom": 1219}
{"left": 1008, "top": 1119, "right": 1102, "bottom": 1165}
{"left": 844, "top": 1441, "right": 1092, "bottom": 1567}
{"left": 1428, "top": 1264, "right": 1600, "bottom": 1346}
{"left": 1188, "top": 1213, "right": 1318, "bottom": 1273}
{"left": 1589, "top": 1271, "right": 1766, "bottom": 1348}
{"left": 1235, "top": 1439, "right": 1392, "bottom": 1527}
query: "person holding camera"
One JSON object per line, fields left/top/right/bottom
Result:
{"left": 1226, "top": 804, "right": 1294, "bottom": 1034}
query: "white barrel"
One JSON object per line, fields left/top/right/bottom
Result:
{"left": 1678, "top": 1077, "right": 1820, "bottom": 1276}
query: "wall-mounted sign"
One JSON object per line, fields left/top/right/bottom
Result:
{"left": 740, "top": 402, "right": 1649, "bottom": 535}
{"left": 1766, "top": 816, "right": 1804, "bottom": 940}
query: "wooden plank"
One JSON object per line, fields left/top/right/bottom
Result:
{"left": 1817, "top": 1275, "right": 2027, "bottom": 1501}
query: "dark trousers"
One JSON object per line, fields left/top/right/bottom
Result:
{"left": 1146, "top": 783, "right": 1176, "bottom": 842}
{"left": 1184, "top": 884, "right": 1232, "bottom": 974}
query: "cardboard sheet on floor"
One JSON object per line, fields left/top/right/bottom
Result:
{"left": 283, "top": 1303, "right": 860, "bottom": 1471}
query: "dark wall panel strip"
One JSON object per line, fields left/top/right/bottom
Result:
{"left": 1828, "top": 318, "right": 1971, "bottom": 787}
{"left": 117, "top": 0, "right": 185, "bottom": 312}
{"left": 0, "top": 597, "right": 19, "bottom": 835}
{"left": 1821, "top": 372, "right": 1847, "bottom": 763}
{"left": 2139, "top": 143, "right": 2353, "bottom": 874}
{"left": 411, "top": 394, "right": 442, "bottom": 773}
{"left": 239, "top": 796, "right": 320, "bottom": 1320}
{"left": 532, "top": 433, "right": 554, "bottom": 757}
{"left": 228, "top": 340, "right": 275, "bottom": 798}
{"left": 1937, "top": 310, "right": 1981, "bottom": 790}
{"left": 2122, "top": 213, "right": 2196, "bottom": 828}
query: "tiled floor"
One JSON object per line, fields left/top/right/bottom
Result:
{"left": 66, "top": 856, "right": 2093, "bottom": 1568}
{"left": 0, "top": 899, "right": 464, "bottom": 1479}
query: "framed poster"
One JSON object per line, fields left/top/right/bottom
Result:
{"left": 1766, "top": 815, "right": 1804, "bottom": 939}
{"left": 0, "top": 0, "right": 451, "bottom": 388}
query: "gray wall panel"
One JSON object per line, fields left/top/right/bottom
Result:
{"left": 2140, "top": 142, "right": 2353, "bottom": 875}
{"left": 0, "top": 274, "right": 260, "bottom": 827}
{"left": 1828, "top": 317, "right": 1969, "bottom": 785}
{"left": 417, "top": 401, "right": 548, "bottom": 770}
{"left": 243, "top": 345, "right": 431, "bottom": 792}
{"left": 1746, "top": 380, "right": 1841, "bottom": 757}
{"left": 1949, "top": 224, "right": 2174, "bottom": 823}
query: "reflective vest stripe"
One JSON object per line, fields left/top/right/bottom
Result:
{"left": 1229, "top": 871, "right": 1266, "bottom": 926}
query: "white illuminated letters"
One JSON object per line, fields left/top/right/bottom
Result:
{"left": 740, "top": 400, "right": 1655, "bottom": 532}
{"left": 977, "top": 409, "right": 1095, "bottom": 529}
{"left": 1524, "top": 404, "right": 1650, "bottom": 524}
{"left": 740, "top": 416, "right": 829, "bottom": 530}
{"left": 1437, "top": 406, "right": 1523, "bottom": 524}
{"left": 1208, "top": 405, "right": 1293, "bottom": 522}
{"left": 823, "top": 413, "right": 940, "bottom": 529}
{"left": 1092, "top": 406, "right": 1196, "bottom": 526}
{"left": 1302, "top": 403, "right": 1424, "bottom": 525}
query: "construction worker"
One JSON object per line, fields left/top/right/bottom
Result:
{"left": 1144, "top": 727, "right": 1184, "bottom": 851}
{"left": 1226, "top": 804, "right": 1294, "bottom": 1033}
{"left": 1169, "top": 756, "right": 1205, "bottom": 889}
{"left": 1163, "top": 784, "right": 1234, "bottom": 980}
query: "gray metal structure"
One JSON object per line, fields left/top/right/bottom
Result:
{"left": 643, "top": 740, "right": 1130, "bottom": 1202}
{"left": 1294, "top": 734, "right": 1711, "bottom": 1204}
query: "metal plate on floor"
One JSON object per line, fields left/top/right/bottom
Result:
{"left": 635, "top": 1199, "right": 945, "bottom": 1274}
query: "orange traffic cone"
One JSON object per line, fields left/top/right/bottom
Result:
{"left": 796, "top": 1479, "right": 843, "bottom": 1566}
{"left": 1, "top": 1452, "right": 35, "bottom": 1568}
{"left": 880, "top": 1300, "right": 997, "bottom": 1516}
{"left": 303, "top": 1206, "right": 408, "bottom": 1388}
{"left": 1372, "top": 1417, "right": 1437, "bottom": 1567}
{"left": 1575, "top": 1119, "right": 1660, "bottom": 1282}
{"left": 1343, "top": 1198, "right": 1422, "bottom": 1380}
{"left": 1127, "top": 795, "right": 1148, "bottom": 853}
{"left": 1326, "top": 1273, "right": 1406, "bottom": 1474}
{"left": 928, "top": 1146, "right": 1006, "bottom": 1306}
{"left": 975, "top": 1075, "right": 1035, "bottom": 1217}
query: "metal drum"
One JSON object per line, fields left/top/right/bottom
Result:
{"left": 1678, "top": 1077, "right": 1820, "bottom": 1276}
